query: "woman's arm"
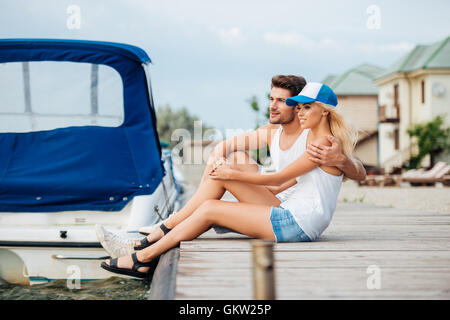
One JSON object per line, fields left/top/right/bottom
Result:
{"left": 210, "top": 144, "right": 322, "bottom": 186}
{"left": 265, "top": 178, "right": 298, "bottom": 195}
{"left": 210, "top": 152, "right": 317, "bottom": 186}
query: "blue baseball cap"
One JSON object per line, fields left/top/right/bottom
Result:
{"left": 285, "top": 82, "right": 338, "bottom": 107}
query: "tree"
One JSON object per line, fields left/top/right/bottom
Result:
{"left": 156, "top": 104, "right": 210, "bottom": 148}
{"left": 247, "top": 94, "right": 271, "bottom": 164}
{"left": 406, "top": 115, "right": 450, "bottom": 169}
{"left": 247, "top": 94, "right": 270, "bottom": 128}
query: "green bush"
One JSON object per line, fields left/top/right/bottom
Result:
{"left": 406, "top": 115, "right": 450, "bottom": 169}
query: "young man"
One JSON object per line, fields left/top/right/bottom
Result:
{"left": 96, "top": 75, "right": 366, "bottom": 257}
{"left": 204, "top": 75, "right": 365, "bottom": 185}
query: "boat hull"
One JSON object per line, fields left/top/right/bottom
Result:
{"left": 0, "top": 155, "right": 183, "bottom": 285}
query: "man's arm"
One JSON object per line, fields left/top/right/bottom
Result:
{"left": 306, "top": 135, "right": 367, "bottom": 181}
{"left": 209, "top": 123, "right": 276, "bottom": 165}
{"left": 200, "top": 124, "right": 277, "bottom": 185}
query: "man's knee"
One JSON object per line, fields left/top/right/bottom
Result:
{"left": 227, "top": 151, "right": 258, "bottom": 171}
{"left": 196, "top": 200, "right": 217, "bottom": 222}
{"left": 200, "top": 199, "right": 217, "bottom": 209}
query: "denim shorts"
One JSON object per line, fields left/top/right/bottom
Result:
{"left": 270, "top": 206, "right": 312, "bottom": 243}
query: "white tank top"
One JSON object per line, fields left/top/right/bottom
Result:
{"left": 270, "top": 126, "right": 343, "bottom": 240}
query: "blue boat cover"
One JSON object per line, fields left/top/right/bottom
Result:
{"left": 0, "top": 39, "right": 165, "bottom": 212}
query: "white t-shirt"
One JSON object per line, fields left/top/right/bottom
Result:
{"left": 270, "top": 126, "right": 343, "bottom": 240}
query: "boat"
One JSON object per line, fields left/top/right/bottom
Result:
{"left": 0, "top": 39, "right": 183, "bottom": 285}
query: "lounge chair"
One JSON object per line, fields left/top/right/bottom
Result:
{"left": 402, "top": 162, "right": 450, "bottom": 186}
{"left": 443, "top": 175, "right": 450, "bottom": 187}
{"left": 365, "top": 169, "right": 424, "bottom": 187}
{"left": 358, "top": 173, "right": 399, "bottom": 187}
{"left": 358, "top": 174, "right": 382, "bottom": 186}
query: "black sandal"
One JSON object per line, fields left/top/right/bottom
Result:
{"left": 134, "top": 223, "right": 172, "bottom": 251}
{"left": 101, "top": 252, "right": 160, "bottom": 279}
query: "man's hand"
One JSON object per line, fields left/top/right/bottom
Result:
{"left": 306, "top": 135, "right": 345, "bottom": 168}
{"left": 307, "top": 135, "right": 367, "bottom": 181}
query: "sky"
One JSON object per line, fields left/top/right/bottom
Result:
{"left": 1, "top": 0, "right": 450, "bottom": 135}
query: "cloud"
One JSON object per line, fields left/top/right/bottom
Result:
{"left": 262, "top": 31, "right": 414, "bottom": 55}
{"left": 216, "top": 27, "right": 244, "bottom": 45}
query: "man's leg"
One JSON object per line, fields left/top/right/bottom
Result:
{"left": 168, "top": 151, "right": 259, "bottom": 227}
{"left": 140, "top": 151, "right": 276, "bottom": 243}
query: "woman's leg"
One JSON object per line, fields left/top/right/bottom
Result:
{"left": 139, "top": 151, "right": 278, "bottom": 243}
{"left": 106, "top": 200, "right": 275, "bottom": 272}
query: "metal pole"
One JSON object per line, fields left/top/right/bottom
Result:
{"left": 22, "top": 62, "right": 35, "bottom": 130}
{"left": 252, "top": 240, "right": 276, "bottom": 300}
{"left": 90, "top": 64, "right": 99, "bottom": 125}
{"left": 22, "top": 62, "right": 32, "bottom": 113}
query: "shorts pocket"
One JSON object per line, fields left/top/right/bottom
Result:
{"left": 270, "top": 206, "right": 292, "bottom": 221}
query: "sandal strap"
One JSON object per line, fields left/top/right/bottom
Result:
{"left": 110, "top": 258, "right": 118, "bottom": 268}
{"left": 160, "top": 223, "right": 171, "bottom": 235}
{"left": 140, "top": 237, "right": 151, "bottom": 247}
{"left": 131, "top": 252, "right": 154, "bottom": 271}
{"left": 133, "top": 237, "right": 153, "bottom": 250}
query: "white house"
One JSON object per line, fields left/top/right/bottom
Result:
{"left": 374, "top": 36, "right": 450, "bottom": 171}
{"left": 324, "top": 64, "right": 384, "bottom": 167}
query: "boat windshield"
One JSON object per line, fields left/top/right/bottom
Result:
{"left": 0, "top": 40, "right": 165, "bottom": 213}
{"left": 0, "top": 61, "right": 124, "bottom": 133}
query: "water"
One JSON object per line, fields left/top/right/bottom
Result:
{"left": 0, "top": 277, "right": 150, "bottom": 300}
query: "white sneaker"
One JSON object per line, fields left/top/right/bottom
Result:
{"left": 95, "top": 224, "right": 138, "bottom": 258}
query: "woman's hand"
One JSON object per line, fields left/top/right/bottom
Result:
{"left": 209, "top": 162, "right": 235, "bottom": 180}
{"left": 208, "top": 157, "right": 227, "bottom": 175}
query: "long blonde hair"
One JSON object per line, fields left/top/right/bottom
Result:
{"left": 316, "top": 101, "right": 358, "bottom": 159}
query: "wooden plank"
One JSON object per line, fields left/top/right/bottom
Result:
{"left": 170, "top": 199, "right": 450, "bottom": 299}
{"left": 176, "top": 266, "right": 450, "bottom": 300}
{"left": 180, "top": 239, "right": 450, "bottom": 252}
{"left": 148, "top": 248, "right": 180, "bottom": 300}
{"left": 178, "top": 251, "right": 450, "bottom": 268}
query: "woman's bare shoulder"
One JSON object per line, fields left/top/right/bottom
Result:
{"left": 311, "top": 135, "right": 332, "bottom": 147}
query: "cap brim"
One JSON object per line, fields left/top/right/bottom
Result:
{"left": 285, "top": 95, "right": 316, "bottom": 107}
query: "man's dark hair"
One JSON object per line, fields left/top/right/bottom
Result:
{"left": 271, "top": 75, "right": 307, "bottom": 97}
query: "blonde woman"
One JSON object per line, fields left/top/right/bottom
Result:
{"left": 101, "top": 82, "right": 356, "bottom": 278}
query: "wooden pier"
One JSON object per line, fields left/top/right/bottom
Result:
{"left": 149, "top": 198, "right": 450, "bottom": 300}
